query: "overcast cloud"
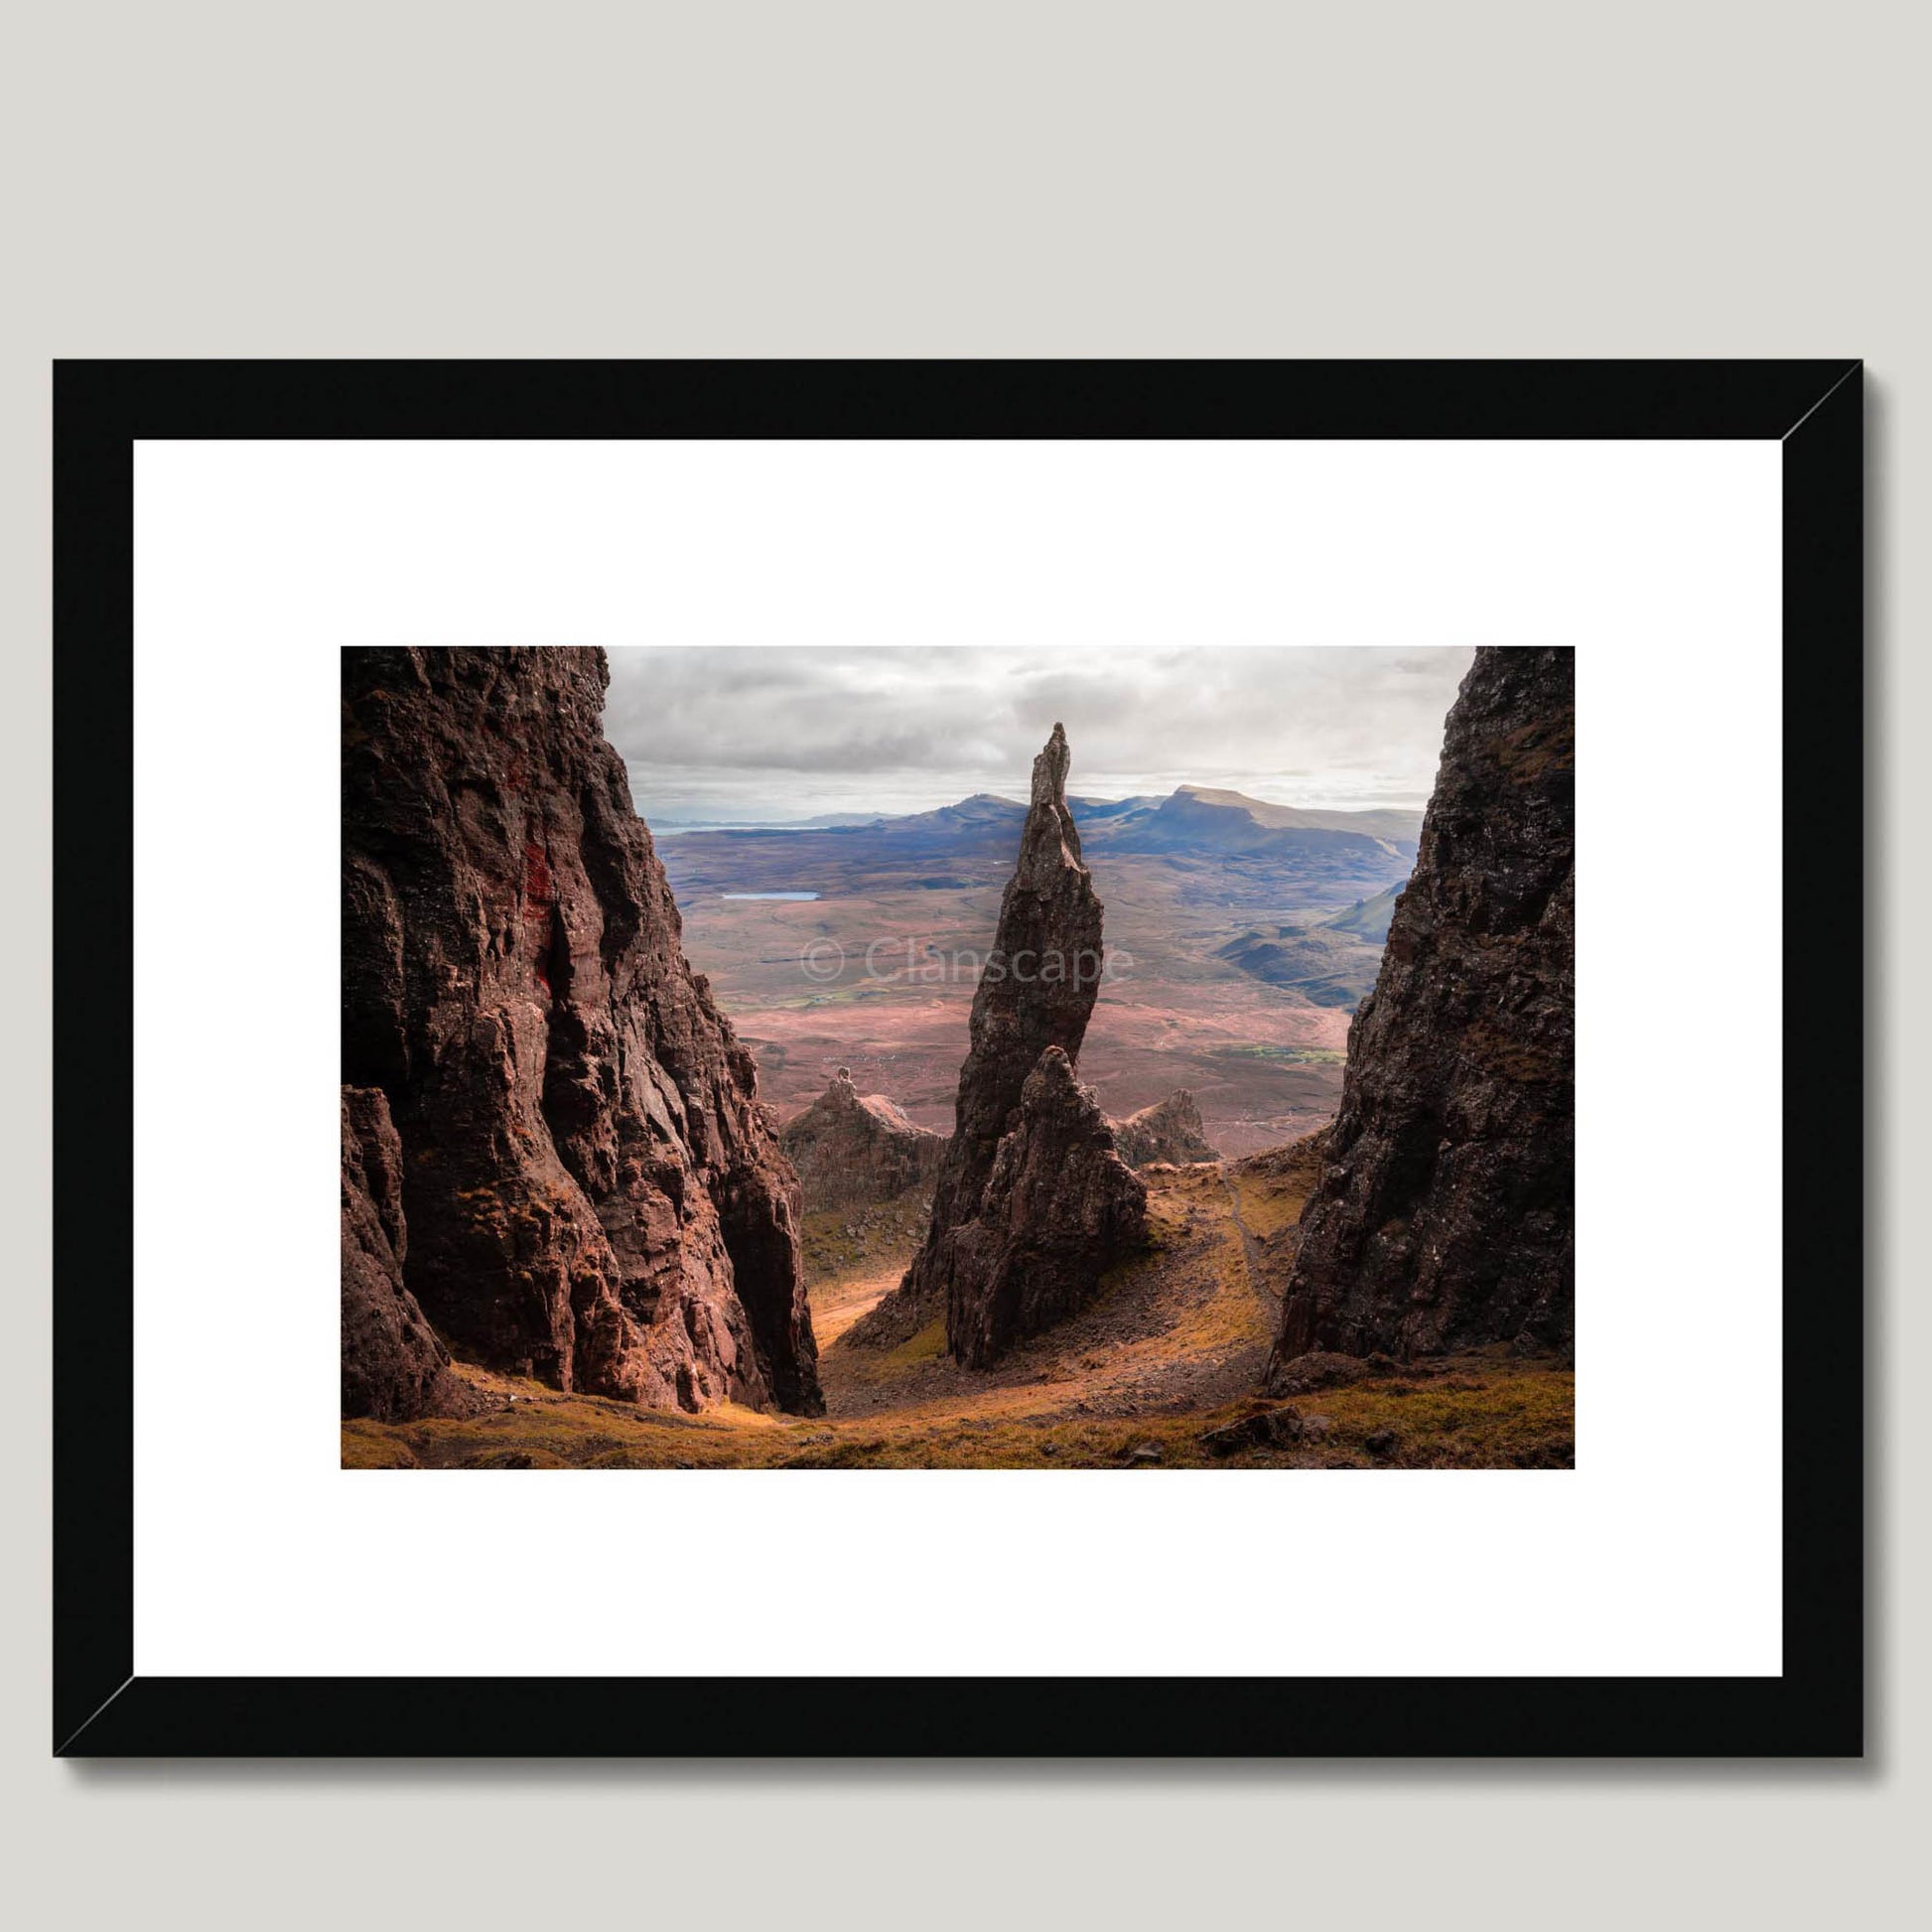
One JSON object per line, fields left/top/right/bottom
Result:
{"left": 605, "top": 645, "right": 1476, "bottom": 823}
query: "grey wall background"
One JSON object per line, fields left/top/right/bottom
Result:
{"left": 1, "top": 3, "right": 1919, "bottom": 1925}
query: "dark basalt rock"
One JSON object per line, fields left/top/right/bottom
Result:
{"left": 779, "top": 1068, "right": 947, "bottom": 1211}
{"left": 1108, "top": 1089, "right": 1218, "bottom": 1169}
{"left": 1200, "top": 1405, "right": 1307, "bottom": 1456}
{"left": 1268, "top": 646, "right": 1574, "bottom": 1374}
{"left": 944, "top": 1047, "right": 1148, "bottom": 1368}
{"left": 341, "top": 1086, "right": 478, "bottom": 1422}
{"left": 342, "top": 647, "right": 820, "bottom": 1415}
{"left": 850, "top": 724, "right": 1146, "bottom": 1360}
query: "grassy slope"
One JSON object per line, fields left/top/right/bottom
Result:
{"left": 343, "top": 1155, "right": 1573, "bottom": 1471}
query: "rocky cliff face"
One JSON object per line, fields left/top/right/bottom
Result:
{"left": 945, "top": 1047, "right": 1148, "bottom": 1368}
{"left": 850, "top": 724, "right": 1146, "bottom": 1360}
{"left": 341, "top": 1086, "right": 479, "bottom": 1421}
{"left": 779, "top": 1069, "right": 946, "bottom": 1211}
{"left": 1109, "top": 1090, "right": 1218, "bottom": 1169}
{"left": 1268, "top": 647, "right": 1574, "bottom": 1373}
{"left": 342, "top": 647, "right": 820, "bottom": 1415}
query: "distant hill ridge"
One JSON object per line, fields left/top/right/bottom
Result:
{"left": 1213, "top": 886, "right": 1406, "bottom": 1009}
{"left": 656, "top": 782, "right": 1424, "bottom": 907}
{"left": 1160, "top": 786, "right": 1423, "bottom": 843}
{"left": 657, "top": 784, "right": 1422, "bottom": 846}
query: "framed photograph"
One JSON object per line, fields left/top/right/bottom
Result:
{"left": 55, "top": 360, "right": 1862, "bottom": 1755}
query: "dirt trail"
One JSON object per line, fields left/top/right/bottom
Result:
{"left": 812, "top": 1162, "right": 1277, "bottom": 1431}
{"left": 807, "top": 1265, "right": 901, "bottom": 1348}
{"left": 1221, "top": 1173, "right": 1269, "bottom": 1307}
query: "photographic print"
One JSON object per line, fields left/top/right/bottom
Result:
{"left": 60, "top": 359, "right": 1858, "bottom": 1756}
{"left": 342, "top": 641, "right": 1575, "bottom": 1470}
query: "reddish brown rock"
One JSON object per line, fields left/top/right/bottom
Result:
{"left": 1268, "top": 647, "right": 1574, "bottom": 1374}
{"left": 851, "top": 724, "right": 1145, "bottom": 1360}
{"left": 943, "top": 1047, "right": 1148, "bottom": 1368}
{"left": 341, "top": 1086, "right": 477, "bottom": 1422}
{"left": 342, "top": 647, "right": 820, "bottom": 1415}
{"left": 779, "top": 1068, "right": 946, "bottom": 1211}
{"left": 1108, "top": 1089, "right": 1218, "bottom": 1169}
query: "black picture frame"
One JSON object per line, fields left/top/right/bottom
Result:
{"left": 53, "top": 359, "right": 1863, "bottom": 1757}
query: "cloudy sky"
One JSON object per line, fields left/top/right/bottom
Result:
{"left": 605, "top": 645, "right": 1475, "bottom": 824}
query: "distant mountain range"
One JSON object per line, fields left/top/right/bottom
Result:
{"left": 654, "top": 784, "right": 1422, "bottom": 908}
{"left": 647, "top": 808, "right": 890, "bottom": 832}
{"left": 1215, "top": 885, "right": 1404, "bottom": 1008}
{"left": 655, "top": 783, "right": 1419, "bottom": 832}
{"left": 1088, "top": 786, "right": 1419, "bottom": 863}
{"left": 1138, "top": 786, "right": 1420, "bottom": 839}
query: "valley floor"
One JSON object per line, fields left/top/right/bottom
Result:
{"left": 343, "top": 1153, "right": 1574, "bottom": 1471}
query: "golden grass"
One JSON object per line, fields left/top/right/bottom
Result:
{"left": 342, "top": 1155, "right": 1573, "bottom": 1471}
{"left": 798, "top": 1197, "right": 926, "bottom": 1287}
{"left": 1227, "top": 1172, "right": 1303, "bottom": 1239}
{"left": 1225, "top": 1135, "right": 1324, "bottom": 1240}
{"left": 342, "top": 1354, "right": 1572, "bottom": 1471}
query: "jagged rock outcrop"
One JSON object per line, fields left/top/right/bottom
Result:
{"left": 779, "top": 1068, "right": 947, "bottom": 1210}
{"left": 850, "top": 724, "right": 1146, "bottom": 1361}
{"left": 1109, "top": 1089, "right": 1218, "bottom": 1169}
{"left": 343, "top": 647, "right": 820, "bottom": 1415}
{"left": 1268, "top": 647, "right": 1575, "bottom": 1373}
{"left": 341, "top": 1086, "right": 477, "bottom": 1422}
{"left": 944, "top": 1047, "right": 1148, "bottom": 1368}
